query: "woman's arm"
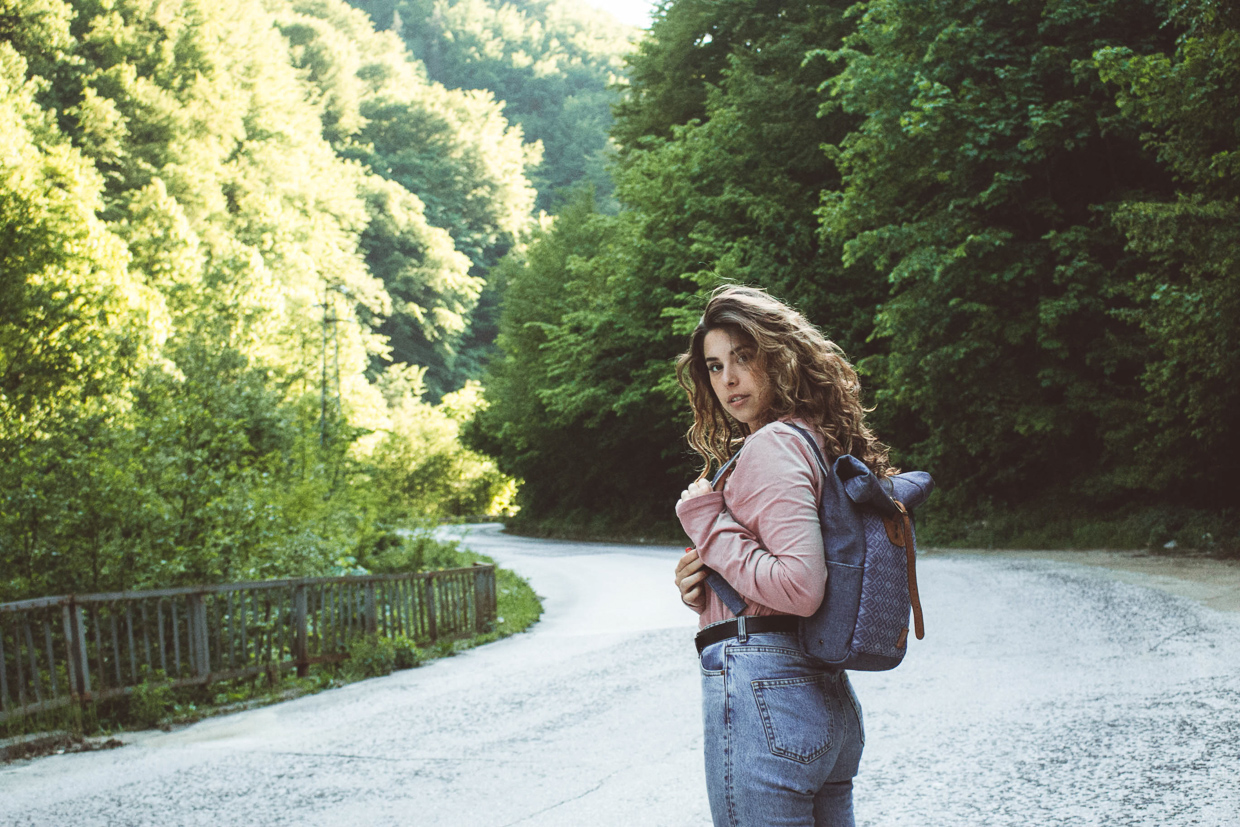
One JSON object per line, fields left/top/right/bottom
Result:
{"left": 675, "top": 424, "right": 826, "bottom": 616}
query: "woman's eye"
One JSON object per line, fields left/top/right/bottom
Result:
{"left": 707, "top": 364, "right": 721, "bottom": 373}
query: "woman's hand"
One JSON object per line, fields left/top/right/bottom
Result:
{"left": 679, "top": 477, "right": 713, "bottom": 502}
{"left": 675, "top": 547, "right": 710, "bottom": 613}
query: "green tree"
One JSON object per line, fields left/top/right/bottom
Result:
{"left": 1094, "top": 0, "right": 1240, "bottom": 505}
{"left": 281, "top": 0, "right": 541, "bottom": 393}
{"left": 0, "top": 39, "right": 152, "bottom": 438}
{"left": 821, "top": 0, "right": 1177, "bottom": 524}
{"left": 471, "top": 192, "right": 688, "bottom": 530}
{"left": 351, "top": 0, "right": 635, "bottom": 210}
{"left": 1, "top": 0, "right": 520, "bottom": 600}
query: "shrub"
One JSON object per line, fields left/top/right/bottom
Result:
{"left": 341, "top": 636, "right": 397, "bottom": 680}
{"left": 128, "top": 670, "right": 174, "bottom": 729}
{"left": 392, "top": 635, "right": 422, "bottom": 670}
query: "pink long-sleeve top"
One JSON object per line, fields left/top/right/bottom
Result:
{"left": 675, "top": 418, "right": 827, "bottom": 629}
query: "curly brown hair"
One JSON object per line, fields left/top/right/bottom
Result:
{"left": 675, "top": 285, "right": 894, "bottom": 478}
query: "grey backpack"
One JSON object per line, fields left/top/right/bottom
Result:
{"left": 705, "top": 423, "right": 933, "bottom": 670}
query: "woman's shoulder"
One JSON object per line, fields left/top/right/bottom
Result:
{"left": 749, "top": 418, "right": 824, "bottom": 451}
{"left": 734, "top": 419, "right": 825, "bottom": 480}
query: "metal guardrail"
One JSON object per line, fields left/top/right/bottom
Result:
{"left": 0, "top": 566, "right": 497, "bottom": 724}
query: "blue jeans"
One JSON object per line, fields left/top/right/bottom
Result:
{"left": 699, "top": 626, "right": 864, "bottom": 827}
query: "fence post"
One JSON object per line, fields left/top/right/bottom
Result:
{"left": 67, "top": 600, "right": 92, "bottom": 703}
{"left": 472, "top": 567, "right": 487, "bottom": 633}
{"left": 364, "top": 582, "right": 377, "bottom": 636}
{"left": 0, "top": 620, "right": 8, "bottom": 714}
{"left": 424, "top": 578, "right": 437, "bottom": 642}
{"left": 187, "top": 593, "right": 210, "bottom": 680}
{"left": 59, "top": 606, "right": 76, "bottom": 701}
{"left": 293, "top": 585, "right": 308, "bottom": 678}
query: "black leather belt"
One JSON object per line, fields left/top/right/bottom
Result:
{"left": 694, "top": 615, "right": 799, "bottom": 654}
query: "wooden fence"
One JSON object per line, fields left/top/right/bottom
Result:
{"left": 0, "top": 566, "right": 497, "bottom": 724}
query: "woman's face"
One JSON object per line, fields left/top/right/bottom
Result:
{"left": 703, "top": 328, "right": 772, "bottom": 429}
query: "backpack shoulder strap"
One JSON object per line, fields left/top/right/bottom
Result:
{"left": 783, "top": 422, "right": 830, "bottom": 478}
{"left": 702, "top": 446, "right": 749, "bottom": 615}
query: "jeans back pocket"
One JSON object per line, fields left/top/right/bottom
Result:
{"left": 750, "top": 673, "right": 834, "bottom": 763}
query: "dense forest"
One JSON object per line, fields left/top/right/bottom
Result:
{"left": 4, "top": 0, "right": 1237, "bottom": 607}
{"left": 474, "top": 0, "right": 1239, "bottom": 551}
{"left": 0, "top": 0, "right": 634, "bottom": 602}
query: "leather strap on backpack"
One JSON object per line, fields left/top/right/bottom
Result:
{"left": 883, "top": 501, "right": 925, "bottom": 640}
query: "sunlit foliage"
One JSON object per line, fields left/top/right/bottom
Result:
{"left": 0, "top": 0, "right": 522, "bottom": 601}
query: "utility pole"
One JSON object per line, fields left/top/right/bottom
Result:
{"left": 320, "top": 283, "right": 331, "bottom": 446}
{"left": 318, "top": 282, "right": 349, "bottom": 447}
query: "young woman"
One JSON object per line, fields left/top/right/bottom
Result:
{"left": 673, "top": 285, "right": 894, "bottom": 827}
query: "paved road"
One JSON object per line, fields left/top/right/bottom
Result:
{"left": 2, "top": 525, "right": 1238, "bottom": 826}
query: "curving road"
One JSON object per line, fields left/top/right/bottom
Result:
{"left": 1, "top": 524, "right": 1238, "bottom": 826}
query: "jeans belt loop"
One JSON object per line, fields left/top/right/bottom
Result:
{"left": 736, "top": 615, "right": 748, "bottom": 644}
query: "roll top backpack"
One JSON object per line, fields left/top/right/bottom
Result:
{"left": 704, "top": 423, "right": 934, "bottom": 671}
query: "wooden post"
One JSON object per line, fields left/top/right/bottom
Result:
{"left": 293, "top": 585, "right": 308, "bottom": 678}
{"left": 157, "top": 600, "right": 168, "bottom": 676}
{"left": 14, "top": 621, "right": 27, "bottom": 708}
{"left": 58, "top": 612, "right": 75, "bottom": 704}
{"left": 24, "top": 621, "right": 43, "bottom": 704}
{"left": 473, "top": 568, "right": 487, "bottom": 633}
{"left": 125, "top": 606, "right": 137, "bottom": 682}
{"left": 69, "top": 603, "right": 92, "bottom": 701}
{"left": 170, "top": 601, "right": 181, "bottom": 676}
{"left": 424, "top": 578, "right": 437, "bottom": 642}
{"left": 187, "top": 593, "right": 210, "bottom": 680}
{"left": 140, "top": 603, "right": 152, "bottom": 674}
{"left": 225, "top": 592, "right": 235, "bottom": 669}
{"left": 109, "top": 612, "right": 122, "bottom": 687}
{"left": 0, "top": 620, "right": 9, "bottom": 713}
{"left": 43, "top": 620, "right": 58, "bottom": 699}
{"left": 364, "top": 582, "right": 378, "bottom": 636}
{"left": 238, "top": 592, "right": 248, "bottom": 667}
{"left": 402, "top": 579, "right": 412, "bottom": 636}
{"left": 212, "top": 597, "right": 223, "bottom": 671}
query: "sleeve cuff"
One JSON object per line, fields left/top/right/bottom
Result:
{"left": 675, "top": 491, "right": 725, "bottom": 544}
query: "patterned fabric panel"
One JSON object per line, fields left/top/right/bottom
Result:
{"left": 852, "top": 512, "right": 911, "bottom": 657}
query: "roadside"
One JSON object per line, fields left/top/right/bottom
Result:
{"left": 1, "top": 546, "right": 543, "bottom": 764}
{"left": 926, "top": 547, "right": 1240, "bottom": 613}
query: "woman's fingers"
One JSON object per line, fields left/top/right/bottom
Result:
{"left": 681, "top": 569, "right": 707, "bottom": 591}
{"left": 678, "top": 477, "right": 714, "bottom": 502}
{"left": 677, "top": 567, "right": 709, "bottom": 600}
{"left": 675, "top": 547, "right": 709, "bottom": 611}
{"left": 677, "top": 566, "right": 705, "bottom": 587}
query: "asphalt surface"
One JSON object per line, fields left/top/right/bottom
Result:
{"left": 1, "top": 524, "right": 1238, "bottom": 826}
